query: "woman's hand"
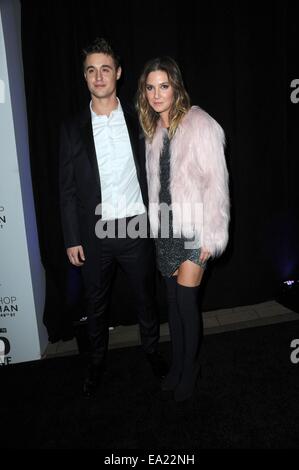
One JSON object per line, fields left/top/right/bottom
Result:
{"left": 199, "top": 248, "right": 211, "bottom": 264}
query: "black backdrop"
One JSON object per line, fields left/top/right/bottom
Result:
{"left": 20, "top": 0, "right": 299, "bottom": 341}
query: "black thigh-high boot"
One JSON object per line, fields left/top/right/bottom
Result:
{"left": 162, "top": 276, "right": 184, "bottom": 391}
{"left": 174, "top": 284, "right": 203, "bottom": 401}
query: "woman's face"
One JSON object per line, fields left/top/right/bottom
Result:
{"left": 145, "top": 70, "right": 174, "bottom": 118}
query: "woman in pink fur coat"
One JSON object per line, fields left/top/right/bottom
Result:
{"left": 136, "top": 57, "right": 230, "bottom": 401}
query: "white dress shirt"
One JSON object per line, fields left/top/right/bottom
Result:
{"left": 90, "top": 99, "right": 145, "bottom": 220}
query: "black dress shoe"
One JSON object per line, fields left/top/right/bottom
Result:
{"left": 161, "top": 372, "right": 181, "bottom": 392}
{"left": 82, "top": 363, "right": 104, "bottom": 398}
{"left": 146, "top": 351, "right": 169, "bottom": 380}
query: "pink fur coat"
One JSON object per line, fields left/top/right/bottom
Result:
{"left": 145, "top": 106, "right": 230, "bottom": 257}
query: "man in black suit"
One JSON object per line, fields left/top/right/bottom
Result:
{"left": 59, "top": 38, "right": 167, "bottom": 397}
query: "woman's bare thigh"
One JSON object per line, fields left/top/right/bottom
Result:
{"left": 174, "top": 260, "right": 205, "bottom": 287}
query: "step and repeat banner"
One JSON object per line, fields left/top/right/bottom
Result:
{"left": 0, "top": 0, "right": 47, "bottom": 364}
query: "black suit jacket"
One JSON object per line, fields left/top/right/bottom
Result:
{"left": 59, "top": 103, "right": 148, "bottom": 251}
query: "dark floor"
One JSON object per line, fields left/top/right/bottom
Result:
{"left": 2, "top": 318, "right": 299, "bottom": 449}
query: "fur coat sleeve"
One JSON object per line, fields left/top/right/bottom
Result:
{"left": 194, "top": 108, "right": 230, "bottom": 256}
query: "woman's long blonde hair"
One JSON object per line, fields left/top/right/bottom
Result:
{"left": 136, "top": 57, "right": 191, "bottom": 140}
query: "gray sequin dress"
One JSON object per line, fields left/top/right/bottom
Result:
{"left": 155, "top": 133, "right": 207, "bottom": 277}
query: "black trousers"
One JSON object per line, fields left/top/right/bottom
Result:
{"left": 81, "top": 224, "right": 159, "bottom": 365}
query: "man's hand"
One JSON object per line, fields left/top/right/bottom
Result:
{"left": 66, "top": 245, "right": 85, "bottom": 266}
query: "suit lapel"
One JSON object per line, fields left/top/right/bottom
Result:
{"left": 123, "top": 107, "right": 141, "bottom": 179}
{"left": 80, "top": 108, "right": 101, "bottom": 189}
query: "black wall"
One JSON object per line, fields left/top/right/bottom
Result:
{"left": 20, "top": 0, "right": 299, "bottom": 340}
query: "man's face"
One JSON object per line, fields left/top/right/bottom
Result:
{"left": 84, "top": 53, "right": 121, "bottom": 100}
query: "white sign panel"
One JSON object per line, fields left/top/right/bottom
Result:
{"left": 0, "top": 0, "right": 47, "bottom": 364}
